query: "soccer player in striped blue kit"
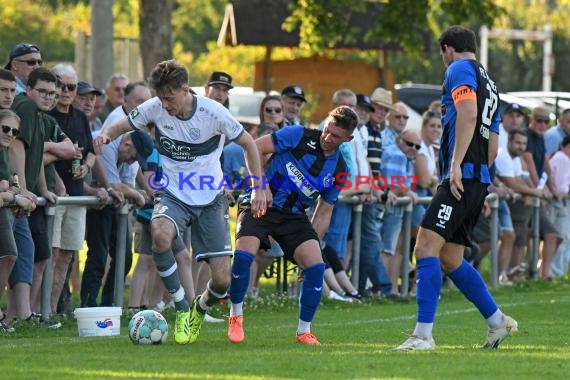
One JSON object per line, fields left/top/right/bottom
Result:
{"left": 228, "top": 106, "right": 358, "bottom": 345}
{"left": 394, "top": 25, "right": 518, "bottom": 351}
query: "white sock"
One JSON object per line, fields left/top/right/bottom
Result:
{"left": 230, "top": 302, "right": 243, "bottom": 317}
{"left": 486, "top": 309, "right": 503, "bottom": 329}
{"left": 198, "top": 296, "right": 209, "bottom": 312}
{"left": 412, "top": 322, "right": 434, "bottom": 340}
{"left": 297, "top": 320, "right": 311, "bottom": 335}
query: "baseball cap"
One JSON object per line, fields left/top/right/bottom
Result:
{"left": 370, "top": 87, "right": 394, "bottom": 110}
{"left": 356, "top": 94, "right": 374, "bottom": 112}
{"left": 281, "top": 85, "right": 306, "bottom": 102}
{"left": 130, "top": 130, "right": 154, "bottom": 171}
{"left": 77, "top": 81, "right": 103, "bottom": 96}
{"left": 5, "top": 43, "right": 41, "bottom": 70}
{"left": 531, "top": 106, "right": 550, "bottom": 120}
{"left": 503, "top": 103, "right": 525, "bottom": 115}
{"left": 207, "top": 71, "right": 233, "bottom": 89}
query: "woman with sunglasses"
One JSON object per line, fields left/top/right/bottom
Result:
{"left": 0, "top": 109, "right": 35, "bottom": 332}
{"left": 259, "top": 95, "right": 285, "bottom": 129}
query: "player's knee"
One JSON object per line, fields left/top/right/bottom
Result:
{"left": 151, "top": 220, "right": 175, "bottom": 252}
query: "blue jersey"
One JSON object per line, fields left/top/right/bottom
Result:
{"left": 440, "top": 59, "right": 500, "bottom": 184}
{"left": 244, "top": 126, "right": 346, "bottom": 214}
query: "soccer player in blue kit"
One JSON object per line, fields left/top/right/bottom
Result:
{"left": 394, "top": 26, "right": 518, "bottom": 351}
{"left": 227, "top": 105, "right": 358, "bottom": 345}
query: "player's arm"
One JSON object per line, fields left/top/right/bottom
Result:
{"left": 94, "top": 117, "right": 133, "bottom": 154}
{"left": 236, "top": 131, "right": 266, "bottom": 217}
{"left": 450, "top": 85, "right": 478, "bottom": 200}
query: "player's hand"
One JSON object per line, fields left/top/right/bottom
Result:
{"left": 449, "top": 163, "right": 464, "bottom": 201}
{"left": 93, "top": 134, "right": 111, "bottom": 154}
{"left": 250, "top": 188, "right": 267, "bottom": 218}
{"left": 0, "top": 179, "right": 9, "bottom": 191}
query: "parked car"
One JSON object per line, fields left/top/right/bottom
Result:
{"left": 191, "top": 86, "right": 265, "bottom": 127}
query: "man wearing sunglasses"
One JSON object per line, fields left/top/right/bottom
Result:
{"left": 4, "top": 43, "right": 42, "bottom": 96}
{"left": 520, "top": 106, "right": 561, "bottom": 279}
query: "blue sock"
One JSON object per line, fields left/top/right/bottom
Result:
{"left": 230, "top": 249, "right": 255, "bottom": 304}
{"left": 447, "top": 259, "right": 498, "bottom": 318}
{"left": 299, "top": 263, "right": 325, "bottom": 323}
{"left": 416, "top": 257, "right": 442, "bottom": 323}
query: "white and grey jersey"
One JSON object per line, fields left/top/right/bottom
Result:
{"left": 128, "top": 95, "right": 244, "bottom": 205}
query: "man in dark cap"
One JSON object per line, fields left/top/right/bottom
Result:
{"left": 72, "top": 81, "right": 103, "bottom": 118}
{"left": 499, "top": 103, "right": 526, "bottom": 151}
{"left": 81, "top": 129, "right": 151, "bottom": 308}
{"left": 205, "top": 71, "right": 233, "bottom": 107}
{"left": 5, "top": 43, "right": 42, "bottom": 95}
{"left": 281, "top": 85, "right": 306, "bottom": 126}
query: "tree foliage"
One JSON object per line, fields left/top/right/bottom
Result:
{"left": 284, "top": 0, "right": 505, "bottom": 56}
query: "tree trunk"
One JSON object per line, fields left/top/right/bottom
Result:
{"left": 139, "top": 0, "right": 174, "bottom": 80}
{"left": 90, "top": 0, "right": 114, "bottom": 88}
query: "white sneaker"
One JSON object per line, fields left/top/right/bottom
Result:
{"left": 327, "top": 290, "right": 353, "bottom": 302}
{"left": 482, "top": 314, "right": 518, "bottom": 349}
{"left": 498, "top": 274, "right": 513, "bottom": 286}
{"left": 204, "top": 313, "right": 224, "bottom": 323}
{"left": 392, "top": 335, "right": 436, "bottom": 351}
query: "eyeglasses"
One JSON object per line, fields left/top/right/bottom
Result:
{"left": 395, "top": 114, "right": 410, "bottom": 120}
{"left": 265, "top": 107, "right": 282, "bottom": 114}
{"left": 33, "top": 88, "right": 57, "bottom": 99}
{"left": 61, "top": 83, "right": 77, "bottom": 92}
{"left": 403, "top": 140, "right": 421, "bottom": 150}
{"left": 534, "top": 118, "right": 549, "bottom": 124}
{"left": 1, "top": 125, "right": 19, "bottom": 137}
{"left": 15, "top": 59, "right": 42, "bottom": 66}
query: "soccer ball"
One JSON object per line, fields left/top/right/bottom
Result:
{"left": 128, "top": 310, "right": 169, "bottom": 344}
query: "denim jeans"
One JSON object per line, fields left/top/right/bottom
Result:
{"left": 323, "top": 202, "right": 352, "bottom": 260}
{"left": 357, "top": 204, "right": 392, "bottom": 296}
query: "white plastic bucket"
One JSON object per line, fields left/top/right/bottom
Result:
{"left": 74, "top": 307, "right": 122, "bottom": 337}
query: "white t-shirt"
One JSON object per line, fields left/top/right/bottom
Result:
{"left": 128, "top": 95, "right": 244, "bottom": 205}
{"left": 418, "top": 141, "right": 436, "bottom": 176}
{"left": 102, "top": 105, "right": 128, "bottom": 132}
{"left": 495, "top": 148, "right": 522, "bottom": 178}
{"left": 498, "top": 123, "right": 508, "bottom": 152}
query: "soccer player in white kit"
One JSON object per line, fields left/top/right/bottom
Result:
{"left": 94, "top": 60, "right": 266, "bottom": 344}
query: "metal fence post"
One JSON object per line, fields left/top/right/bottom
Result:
{"left": 489, "top": 194, "right": 499, "bottom": 288}
{"left": 351, "top": 203, "right": 363, "bottom": 288}
{"left": 530, "top": 197, "right": 541, "bottom": 279}
{"left": 113, "top": 203, "right": 130, "bottom": 307}
{"left": 41, "top": 206, "right": 56, "bottom": 318}
{"left": 400, "top": 197, "right": 413, "bottom": 297}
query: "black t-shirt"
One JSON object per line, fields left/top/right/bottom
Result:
{"left": 48, "top": 106, "right": 95, "bottom": 196}
{"left": 0, "top": 149, "right": 10, "bottom": 181}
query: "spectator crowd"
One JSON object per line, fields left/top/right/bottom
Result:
{"left": 0, "top": 41, "right": 569, "bottom": 335}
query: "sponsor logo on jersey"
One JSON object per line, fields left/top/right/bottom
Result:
{"left": 306, "top": 140, "right": 317, "bottom": 149}
{"left": 189, "top": 128, "right": 200, "bottom": 141}
{"left": 286, "top": 162, "right": 317, "bottom": 197}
